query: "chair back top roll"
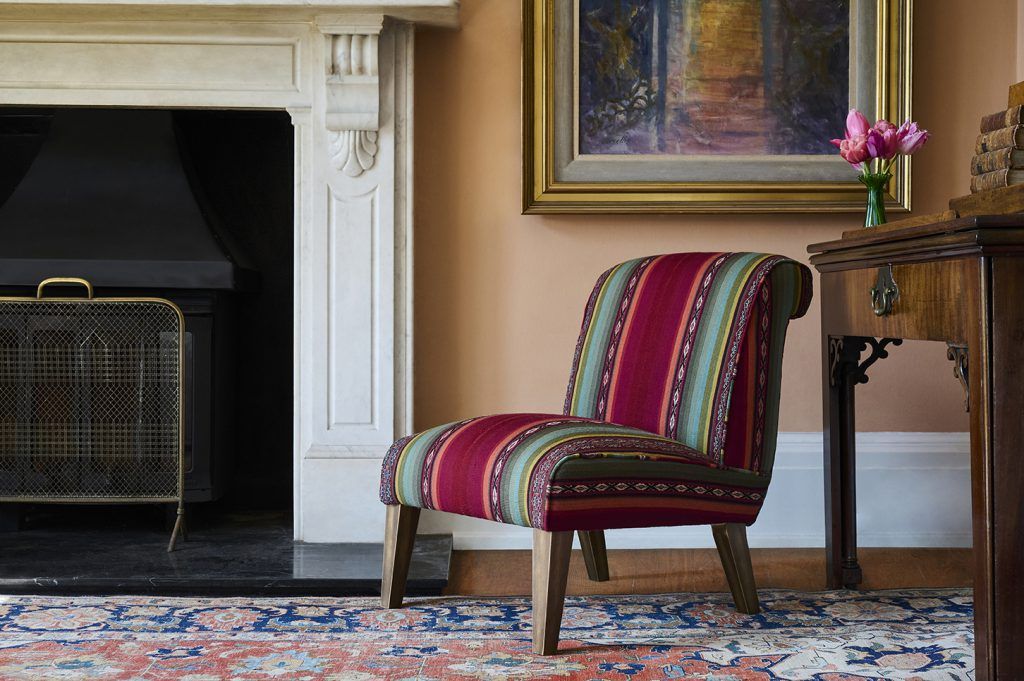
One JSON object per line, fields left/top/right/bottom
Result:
{"left": 563, "top": 252, "right": 812, "bottom": 471}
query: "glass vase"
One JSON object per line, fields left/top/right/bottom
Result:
{"left": 858, "top": 172, "right": 891, "bottom": 228}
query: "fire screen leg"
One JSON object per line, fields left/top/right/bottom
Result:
{"left": 167, "top": 504, "right": 185, "bottom": 552}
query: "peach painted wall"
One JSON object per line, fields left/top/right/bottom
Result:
{"left": 412, "top": 0, "right": 1016, "bottom": 435}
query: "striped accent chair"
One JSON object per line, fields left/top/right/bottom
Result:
{"left": 379, "top": 252, "right": 812, "bottom": 654}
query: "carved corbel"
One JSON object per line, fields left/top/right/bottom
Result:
{"left": 317, "top": 15, "right": 382, "bottom": 177}
{"left": 829, "top": 336, "right": 903, "bottom": 387}
{"left": 328, "top": 129, "right": 378, "bottom": 178}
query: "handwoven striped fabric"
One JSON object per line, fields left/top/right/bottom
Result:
{"left": 381, "top": 253, "right": 812, "bottom": 531}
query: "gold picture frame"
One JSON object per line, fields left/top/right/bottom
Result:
{"left": 523, "top": 0, "right": 913, "bottom": 214}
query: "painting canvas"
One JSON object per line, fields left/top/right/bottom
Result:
{"left": 577, "top": 0, "right": 851, "bottom": 157}
{"left": 523, "top": 0, "right": 912, "bottom": 213}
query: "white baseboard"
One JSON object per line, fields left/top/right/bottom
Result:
{"left": 417, "top": 432, "right": 973, "bottom": 551}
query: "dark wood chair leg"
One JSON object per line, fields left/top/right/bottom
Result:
{"left": 712, "top": 523, "right": 760, "bottom": 615}
{"left": 577, "top": 530, "right": 609, "bottom": 582}
{"left": 381, "top": 504, "right": 420, "bottom": 608}
{"left": 532, "top": 529, "right": 573, "bottom": 655}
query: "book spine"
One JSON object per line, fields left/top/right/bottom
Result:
{"left": 971, "top": 148, "right": 1016, "bottom": 175}
{"left": 950, "top": 182, "right": 1024, "bottom": 216}
{"left": 1010, "top": 83, "right": 1024, "bottom": 109}
{"left": 975, "top": 126, "right": 1024, "bottom": 154}
{"left": 981, "top": 106, "right": 1024, "bottom": 133}
{"left": 972, "top": 169, "right": 1012, "bottom": 193}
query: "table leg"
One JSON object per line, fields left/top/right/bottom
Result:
{"left": 823, "top": 335, "right": 860, "bottom": 589}
{"left": 823, "top": 335, "right": 902, "bottom": 590}
{"left": 970, "top": 257, "right": 1024, "bottom": 680}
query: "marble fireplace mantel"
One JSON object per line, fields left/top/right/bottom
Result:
{"left": 0, "top": 0, "right": 458, "bottom": 542}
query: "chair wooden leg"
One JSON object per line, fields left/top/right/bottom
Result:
{"left": 712, "top": 523, "right": 760, "bottom": 614}
{"left": 381, "top": 505, "right": 420, "bottom": 608}
{"left": 532, "top": 529, "right": 573, "bottom": 655}
{"left": 577, "top": 530, "right": 609, "bottom": 582}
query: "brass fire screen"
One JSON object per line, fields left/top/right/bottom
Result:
{"left": 0, "top": 278, "right": 185, "bottom": 550}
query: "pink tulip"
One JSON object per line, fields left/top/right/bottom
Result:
{"left": 830, "top": 109, "right": 877, "bottom": 166}
{"left": 844, "top": 109, "right": 871, "bottom": 138}
{"left": 835, "top": 134, "right": 872, "bottom": 166}
{"left": 867, "top": 120, "right": 900, "bottom": 160}
{"left": 895, "top": 120, "right": 929, "bottom": 155}
{"left": 830, "top": 109, "right": 927, "bottom": 172}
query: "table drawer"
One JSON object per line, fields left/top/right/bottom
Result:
{"left": 820, "top": 257, "right": 977, "bottom": 343}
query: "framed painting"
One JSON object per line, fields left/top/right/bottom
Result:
{"left": 523, "top": 0, "right": 913, "bottom": 213}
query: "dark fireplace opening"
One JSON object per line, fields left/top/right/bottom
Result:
{"left": 0, "top": 107, "right": 451, "bottom": 597}
{"left": 0, "top": 106, "right": 295, "bottom": 527}
{"left": 173, "top": 109, "right": 295, "bottom": 511}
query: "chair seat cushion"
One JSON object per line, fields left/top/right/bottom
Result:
{"left": 379, "top": 413, "right": 770, "bottom": 531}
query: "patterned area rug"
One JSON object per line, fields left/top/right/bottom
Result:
{"left": 0, "top": 589, "right": 972, "bottom": 680}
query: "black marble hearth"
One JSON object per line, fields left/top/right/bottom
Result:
{"left": 0, "top": 506, "right": 450, "bottom": 596}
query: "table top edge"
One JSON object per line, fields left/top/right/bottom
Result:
{"left": 808, "top": 214, "right": 1024, "bottom": 255}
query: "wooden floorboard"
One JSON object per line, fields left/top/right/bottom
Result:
{"left": 444, "top": 548, "right": 972, "bottom": 596}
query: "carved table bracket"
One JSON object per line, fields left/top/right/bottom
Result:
{"left": 829, "top": 336, "right": 903, "bottom": 387}
{"left": 317, "top": 15, "right": 383, "bottom": 176}
{"left": 946, "top": 343, "right": 969, "bottom": 412}
{"left": 828, "top": 337, "right": 843, "bottom": 387}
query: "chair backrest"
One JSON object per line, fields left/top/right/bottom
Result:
{"left": 563, "top": 252, "right": 812, "bottom": 475}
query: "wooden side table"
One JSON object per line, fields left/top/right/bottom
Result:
{"left": 809, "top": 215, "right": 1024, "bottom": 681}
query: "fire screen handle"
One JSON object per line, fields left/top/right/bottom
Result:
{"left": 36, "top": 277, "right": 94, "bottom": 299}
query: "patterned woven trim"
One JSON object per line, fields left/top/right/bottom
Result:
{"left": 665, "top": 253, "right": 730, "bottom": 440}
{"left": 593, "top": 257, "right": 654, "bottom": 419}
{"left": 707, "top": 255, "right": 784, "bottom": 464}
{"left": 379, "top": 434, "right": 415, "bottom": 504}
{"left": 548, "top": 478, "right": 765, "bottom": 503}
{"left": 526, "top": 434, "right": 711, "bottom": 529}
{"left": 562, "top": 267, "right": 613, "bottom": 415}
{"left": 750, "top": 279, "right": 773, "bottom": 473}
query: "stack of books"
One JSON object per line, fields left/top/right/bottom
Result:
{"left": 972, "top": 105, "right": 1024, "bottom": 192}
{"left": 948, "top": 80, "right": 1024, "bottom": 213}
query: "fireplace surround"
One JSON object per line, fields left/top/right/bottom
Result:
{"left": 0, "top": 1, "right": 459, "bottom": 542}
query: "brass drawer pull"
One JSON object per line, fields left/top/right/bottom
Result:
{"left": 870, "top": 264, "right": 898, "bottom": 316}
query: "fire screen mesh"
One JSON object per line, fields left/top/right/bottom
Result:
{"left": 0, "top": 281, "right": 184, "bottom": 548}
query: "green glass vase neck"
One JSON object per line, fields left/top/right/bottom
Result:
{"left": 858, "top": 171, "right": 891, "bottom": 228}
